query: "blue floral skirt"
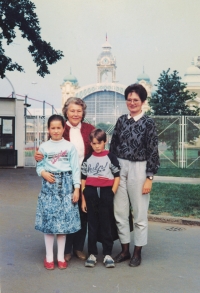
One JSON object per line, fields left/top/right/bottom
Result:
{"left": 35, "top": 171, "right": 81, "bottom": 234}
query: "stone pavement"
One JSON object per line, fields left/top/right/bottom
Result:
{"left": 0, "top": 168, "right": 200, "bottom": 293}
{"left": 154, "top": 175, "right": 200, "bottom": 185}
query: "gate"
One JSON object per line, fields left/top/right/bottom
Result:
{"left": 24, "top": 115, "right": 200, "bottom": 169}
{"left": 24, "top": 116, "right": 49, "bottom": 167}
{"left": 185, "top": 116, "right": 200, "bottom": 169}
{"left": 153, "top": 116, "right": 181, "bottom": 168}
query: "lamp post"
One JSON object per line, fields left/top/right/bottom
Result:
{"left": 4, "top": 76, "right": 16, "bottom": 98}
{"left": 24, "top": 95, "right": 31, "bottom": 144}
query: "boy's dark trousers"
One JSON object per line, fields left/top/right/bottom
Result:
{"left": 83, "top": 185, "right": 114, "bottom": 256}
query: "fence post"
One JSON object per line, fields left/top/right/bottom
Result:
{"left": 180, "top": 116, "right": 186, "bottom": 168}
{"left": 36, "top": 115, "right": 40, "bottom": 148}
{"left": 24, "top": 95, "right": 28, "bottom": 144}
{"left": 43, "top": 101, "right": 45, "bottom": 142}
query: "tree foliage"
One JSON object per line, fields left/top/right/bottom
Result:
{"left": 148, "top": 69, "right": 200, "bottom": 163}
{"left": 96, "top": 122, "right": 111, "bottom": 132}
{"left": 148, "top": 68, "right": 199, "bottom": 116}
{"left": 0, "top": 0, "right": 64, "bottom": 78}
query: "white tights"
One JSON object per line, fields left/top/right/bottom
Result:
{"left": 44, "top": 234, "right": 66, "bottom": 262}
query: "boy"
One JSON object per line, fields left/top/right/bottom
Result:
{"left": 81, "top": 129, "right": 120, "bottom": 268}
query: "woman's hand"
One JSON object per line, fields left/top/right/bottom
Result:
{"left": 35, "top": 151, "right": 44, "bottom": 162}
{"left": 72, "top": 188, "right": 79, "bottom": 203}
{"left": 142, "top": 178, "right": 153, "bottom": 194}
{"left": 81, "top": 198, "right": 87, "bottom": 213}
{"left": 41, "top": 171, "right": 55, "bottom": 183}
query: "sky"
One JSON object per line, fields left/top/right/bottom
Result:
{"left": 1, "top": 0, "right": 200, "bottom": 111}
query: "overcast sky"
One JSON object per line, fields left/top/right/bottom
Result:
{"left": 1, "top": 0, "right": 200, "bottom": 110}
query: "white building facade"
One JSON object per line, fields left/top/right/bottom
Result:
{"left": 183, "top": 58, "right": 200, "bottom": 110}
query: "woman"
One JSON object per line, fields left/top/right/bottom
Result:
{"left": 110, "top": 84, "right": 159, "bottom": 267}
{"left": 35, "top": 97, "right": 95, "bottom": 262}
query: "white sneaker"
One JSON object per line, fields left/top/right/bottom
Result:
{"left": 85, "top": 254, "right": 97, "bottom": 267}
{"left": 103, "top": 255, "right": 115, "bottom": 268}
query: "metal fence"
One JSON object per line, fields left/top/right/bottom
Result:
{"left": 24, "top": 115, "right": 200, "bottom": 169}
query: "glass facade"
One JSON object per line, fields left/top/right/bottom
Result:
{"left": 83, "top": 90, "right": 128, "bottom": 125}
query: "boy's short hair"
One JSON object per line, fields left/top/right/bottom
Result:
{"left": 89, "top": 129, "right": 107, "bottom": 142}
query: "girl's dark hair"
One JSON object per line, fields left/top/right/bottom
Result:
{"left": 89, "top": 128, "right": 107, "bottom": 143}
{"left": 124, "top": 83, "right": 147, "bottom": 102}
{"left": 62, "top": 97, "right": 87, "bottom": 121}
{"left": 47, "top": 114, "right": 65, "bottom": 128}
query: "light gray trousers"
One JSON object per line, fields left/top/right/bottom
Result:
{"left": 114, "top": 159, "right": 150, "bottom": 246}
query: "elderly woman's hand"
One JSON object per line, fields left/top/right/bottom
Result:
{"left": 41, "top": 171, "right": 55, "bottom": 183}
{"left": 142, "top": 178, "right": 153, "bottom": 194}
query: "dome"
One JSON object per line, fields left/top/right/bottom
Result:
{"left": 63, "top": 73, "right": 78, "bottom": 84}
{"left": 183, "top": 59, "right": 200, "bottom": 85}
{"left": 97, "top": 51, "right": 115, "bottom": 62}
{"left": 97, "top": 39, "right": 115, "bottom": 63}
{"left": 102, "top": 40, "right": 111, "bottom": 49}
{"left": 185, "top": 64, "right": 200, "bottom": 75}
{"left": 137, "top": 72, "right": 150, "bottom": 82}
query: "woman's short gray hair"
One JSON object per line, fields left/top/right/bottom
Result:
{"left": 62, "top": 97, "right": 87, "bottom": 121}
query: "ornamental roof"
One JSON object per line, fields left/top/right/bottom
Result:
{"left": 63, "top": 72, "right": 78, "bottom": 84}
{"left": 97, "top": 39, "right": 115, "bottom": 62}
{"left": 184, "top": 59, "right": 200, "bottom": 85}
{"left": 137, "top": 70, "right": 151, "bottom": 82}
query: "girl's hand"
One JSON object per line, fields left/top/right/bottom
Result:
{"left": 72, "top": 188, "right": 79, "bottom": 203}
{"left": 142, "top": 178, "right": 152, "bottom": 194}
{"left": 41, "top": 171, "right": 55, "bottom": 183}
{"left": 35, "top": 151, "right": 44, "bottom": 162}
{"left": 81, "top": 199, "right": 87, "bottom": 213}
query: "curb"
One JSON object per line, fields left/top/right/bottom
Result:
{"left": 148, "top": 214, "right": 200, "bottom": 226}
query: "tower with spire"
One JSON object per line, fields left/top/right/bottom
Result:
{"left": 96, "top": 35, "right": 117, "bottom": 83}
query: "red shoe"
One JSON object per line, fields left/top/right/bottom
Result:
{"left": 58, "top": 260, "right": 68, "bottom": 269}
{"left": 44, "top": 259, "right": 54, "bottom": 270}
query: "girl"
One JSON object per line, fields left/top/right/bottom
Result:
{"left": 35, "top": 114, "right": 81, "bottom": 270}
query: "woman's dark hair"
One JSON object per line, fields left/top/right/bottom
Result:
{"left": 89, "top": 128, "right": 107, "bottom": 143}
{"left": 124, "top": 83, "right": 147, "bottom": 102}
{"left": 62, "top": 97, "right": 87, "bottom": 121}
{"left": 47, "top": 114, "right": 65, "bottom": 128}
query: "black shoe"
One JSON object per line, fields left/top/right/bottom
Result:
{"left": 129, "top": 256, "right": 141, "bottom": 267}
{"left": 114, "top": 252, "right": 131, "bottom": 263}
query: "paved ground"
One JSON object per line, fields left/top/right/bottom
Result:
{"left": 0, "top": 168, "right": 200, "bottom": 293}
{"left": 154, "top": 175, "right": 200, "bottom": 185}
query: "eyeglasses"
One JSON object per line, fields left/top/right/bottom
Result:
{"left": 126, "top": 99, "right": 141, "bottom": 104}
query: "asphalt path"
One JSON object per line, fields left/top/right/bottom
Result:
{"left": 154, "top": 175, "right": 200, "bottom": 184}
{"left": 0, "top": 168, "right": 200, "bottom": 293}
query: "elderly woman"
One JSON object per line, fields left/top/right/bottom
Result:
{"left": 110, "top": 84, "right": 159, "bottom": 267}
{"left": 35, "top": 97, "right": 95, "bottom": 262}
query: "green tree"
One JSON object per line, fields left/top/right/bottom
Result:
{"left": 148, "top": 69, "right": 200, "bottom": 162}
{"left": 0, "top": 0, "right": 64, "bottom": 78}
{"left": 96, "top": 122, "right": 111, "bottom": 132}
{"left": 149, "top": 69, "right": 199, "bottom": 116}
